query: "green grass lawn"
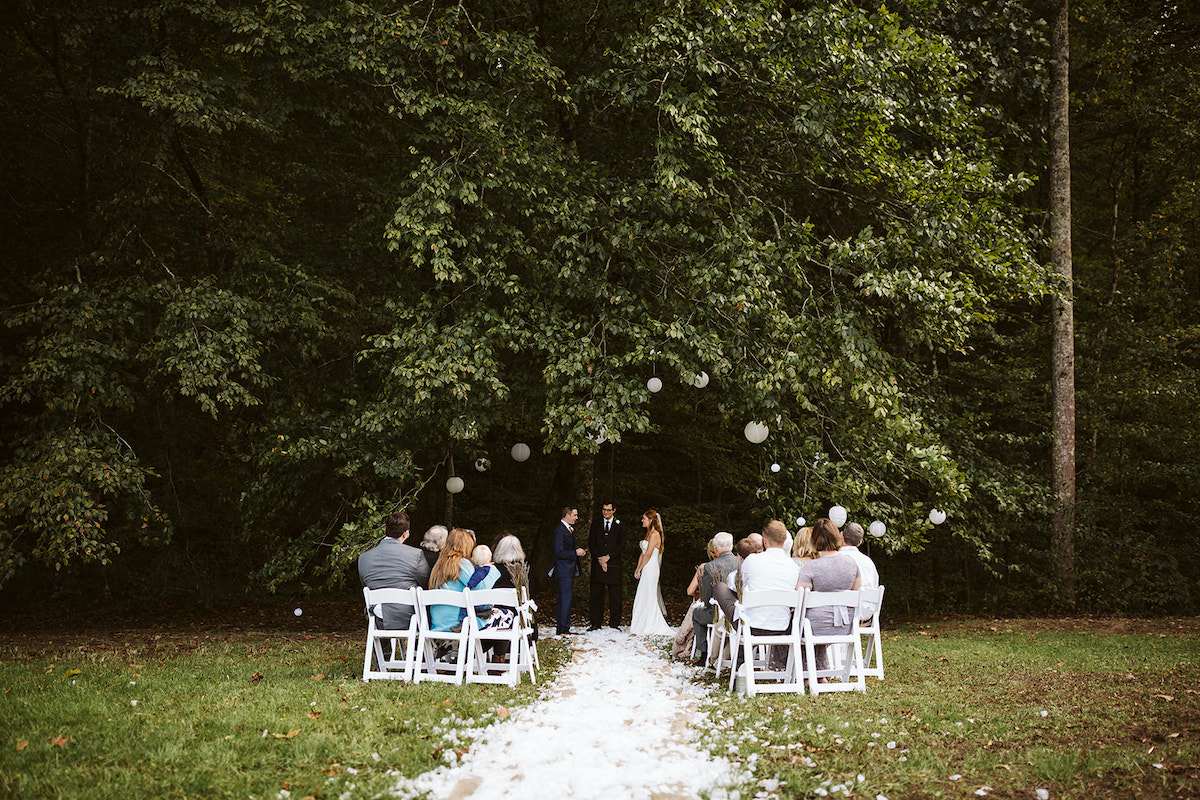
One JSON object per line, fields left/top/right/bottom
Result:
{"left": 2, "top": 615, "right": 1197, "bottom": 799}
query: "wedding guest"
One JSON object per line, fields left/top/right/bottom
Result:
{"left": 419, "top": 524, "right": 449, "bottom": 573}
{"left": 690, "top": 532, "right": 739, "bottom": 664}
{"left": 673, "top": 539, "right": 716, "bottom": 659}
{"left": 798, "top": 518, "right": 862, "bottom": 672}
{"left": 472, "top": 544, "right": 493, "bottom": 566}
{"left": 709, "top": 535, "right": 766, "bottom": 642}
{"left": 357, "top": 510, "right": 430, "bottom": 631}
{"left": 738, "top": 519, "right": 801, "bottom": 669}
{"left": 492, "top": 534, "right": 536, "bottom": 656}
{"left": 428, "top": 528, "right": 500, "bottom": 631}
{"left": 791, "top": 526, "right": 817, "bottom": 564}
{"left": 839, "top": 521, "right": 880, "bottom": 618}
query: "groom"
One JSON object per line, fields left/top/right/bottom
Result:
{"left": 551, "top": 505, "right": 585, "bottom": 635}
{"left": 588, "top": 501, "right": 626, "bottom": 630}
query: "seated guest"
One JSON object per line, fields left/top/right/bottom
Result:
{"left": 839, "top": 522, "right": 880, "bottom": 619}
{"left": 798, "top": 518, "right": 862, "bottom": 672}
{"left": 708, "top": 533, "right": 768, "bottom": 665}
{"left": 738, "top": 520, "right": 802, "bottom": 669}
{"left": 419, "top": 524, "right": 449, "bottom": 573}
{"left": 690, "top": 532, "right": 739, "bottom": 664}
{"left": 357, "top": 510, "right": 430, "bottom": 632}
{"left": 791, "top": 526, "right": 817, "bottom": 565}
{"left": 673, "top": 539, "right": 716, "bottom": 659}
{"left": 488, "top": 534, "right": 532, "bottom": 656}
{"left": 428, "top": 528, "right": 501, "bottom": 631}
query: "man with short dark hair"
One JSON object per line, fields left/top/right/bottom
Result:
{"left": 357, "top": 510, "right": 431, "bottom": 632}
{"left": 551, "top": 505, "right": 585, "bottom": 635}
{"left": 588, "top": 501, "right": 626, "bottom": 630}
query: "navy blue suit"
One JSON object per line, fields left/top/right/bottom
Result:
{"left": 551, "top": 520, "right": 580, "bottom": 634}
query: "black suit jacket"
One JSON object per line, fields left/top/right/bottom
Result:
{"left": 588, "top": 516, "right": 626, "bottom": 585}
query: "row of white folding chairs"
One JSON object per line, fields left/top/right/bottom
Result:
{"left": 362, "top": 585, "right": 538, "bottom": 687}
{"left": 704, "top": 585, "right": 885, "bottom": 696}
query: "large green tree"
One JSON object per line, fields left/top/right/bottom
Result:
{"left": 1, "top": 0, "right": 1051, "bottom": 600}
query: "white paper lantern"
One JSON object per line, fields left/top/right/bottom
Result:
{"left": 795, "top": 516, "right": 806, "bottom": 528}
{"left": 770, "top": 463, "right": 781, "bottom": 473}
{"left": 693, "top": 371, "right": 710, "bottom": 388}
{"left": 869, "top": 520, "right": 886, "bottom": 537}
{"left": 510, "top": 442, "right": 530, "bottom": 462}
{"left": 828, "top": 505, "right": 848, "bottom": 527}
{"left": 928, "top": 508, "right": 947, "bottom": 525}
{"left": 743, "top": 421, "right": 769, "bottom": 444}
{"left": 647, "top": 376, "right": 663, "bottom": 393}
{"left": 446, "top": 476, "right": 464, "bottom": 494}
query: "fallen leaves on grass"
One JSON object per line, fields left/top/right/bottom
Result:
{"left": 272, "top": 729, "right": 301, "bottom": 739}
{"left": 1153, "top": 694, "right": 1174, "bottom": 701}
{"left": 306, "top": 710, "right": 323, "bottom": 719}
{"left": 16, "top": 741, "right": 28, "bottom": 751}
{"left": 310, "top": 673, "right": 325, "bottom": 680}
{"left": 250, "top": 672, "right": 263, "bottom": 682}
{"left": 495, "top": 707, "right": 509, "bottom": 719}
{"left": 49, "top": 735, "right": 71, "bottom": 748}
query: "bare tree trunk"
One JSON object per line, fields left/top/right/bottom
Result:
{"left": 1049, "top": 0, "right": 1076, "bottom": 604}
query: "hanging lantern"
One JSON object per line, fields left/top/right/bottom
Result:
{"left": 445, "top": 476, "right": 464, "bottom": 494}
{"left": 869, "top": 520, "right": 886, "bottom": 537}
{"left": 474, "top": 457, "right": 490, "bottom": 472}
{"left": 795, "top": 516, "right": 806, "bottom": 528}
{"left": 828, "top": 505, "right": 848, "bottom": 527}
{"left": 647, "top": 376, "right": 663, "bottom": 393}
{"left": 511, "top": 442, "right": 530, "bottom": 462}
{"left": 929, "top": 508, "right": 947, "bottom": 525}
{"left": 743, "top": 421, "right": 769, "bottom": 444}
{"left": 693, "top": 371, "right": 710, "bottom": 388}
{"left": 770, "top": 463, "right": 781, "bottom": 473}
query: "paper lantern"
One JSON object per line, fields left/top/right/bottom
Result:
{"left": 511, "top": 442, "right": 530, "bottom": 462}
{"left": 445, "top": 476, "right": 464, "bottom": 494}
{"left": 770, "top": 463, "right": 781, "bottom": 473}
{"left": 795, "top": 516, "right": 806, "bottom": 528}
{"left": 693, "top": 371, "right": 710, "bottom": 388}
{"left": 869, "top": 520, "right": 886, "bottom": 537}
{"left": 647, "top": 376, "right": 663, "bottom": 393}
{"left": 928, "top": 508, "right": 947, "bottom": 525}
{"left": 828, "top": 505, "right": 848, "bottom": 527}
{"left": 743, "top": 421, "right": 769, "bottom": 444}
{"left": 474, "top": 457, "right": 490, "bottom": 472}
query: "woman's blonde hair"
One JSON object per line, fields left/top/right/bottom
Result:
{"left": 429, "top": 528, "right": 476, "bottom": 588}
{"left": 791, "top": 526, "right": 817, "bottom": 560}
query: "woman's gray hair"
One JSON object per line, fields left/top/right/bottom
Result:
{"left": 492, "top": 534, "right": 526, "bottom": 564}
{"left": 421, "top": 524, "right": 448, "bottom": 552}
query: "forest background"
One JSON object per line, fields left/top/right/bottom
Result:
{"left": 1, "top": 0, "right": 1196, "bottom": 617}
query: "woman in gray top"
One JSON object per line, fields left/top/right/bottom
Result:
{"left": 798, "top": 518, "right": 861, "bottom": 671}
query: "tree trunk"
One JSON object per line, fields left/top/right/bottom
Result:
{"left": 1049, "top": 0, "right": 1076, "bottom": 604}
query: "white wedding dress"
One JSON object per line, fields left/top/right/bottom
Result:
{"left": 629, "top": 540, "right": 673, "bottom": 635}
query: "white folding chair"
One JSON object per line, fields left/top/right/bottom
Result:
{"left": 858, "top": 585, "right": 885, "bottom": 680}
{"left": 465, "top": 588, "right": 534, "bottom": 687}
{"left": 518, "top": 585, "right": 540, "bottom": 674}
{"left": 413, "top": 588, "right": 472, "bottom": 684}
{"left": 801, "top": 589, "right": 867, "bottom": 695}
{"left": 362, "top": 587, "right": 419, "bottom": 682}
{"left": 727, "top": 588, "right": 807, "bottom": 696}
{"left": 706, "top": 599, "right": 736, "bottom": 679}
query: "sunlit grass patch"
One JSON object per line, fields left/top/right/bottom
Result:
{"left": 1, "top": 632, "right": 571, "bottom": 799}
{"left": 693, "top": 620, "right": 1200, "bottom": 799}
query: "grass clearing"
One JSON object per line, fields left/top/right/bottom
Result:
{"left": 694, "top": 618, "right": 1200, "bottom": 799}
{"left": 2, "top": 614, "right": 1197, "bottom": 799}
{"left": 1, "top": 628, "right": 572, "bottom": 799}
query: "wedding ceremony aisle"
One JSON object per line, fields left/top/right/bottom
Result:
{"left": 393, "top": 628, "right": 733, "bottom": 800}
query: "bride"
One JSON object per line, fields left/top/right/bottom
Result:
{"left": 629, "top": 509, "right": 674, "bottom": 635}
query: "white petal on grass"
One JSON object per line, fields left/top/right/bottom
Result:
{"left": 1036, "top": 790, "right": 1050, "bottom": 800}
{"left": 393, "top": 629, "right": 732, "bottom": 799}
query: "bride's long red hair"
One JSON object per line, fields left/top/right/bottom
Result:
{"left": 642, "top": 509, "right": 665, "bottom": 554}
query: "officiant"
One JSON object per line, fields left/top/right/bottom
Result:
{"left": 588, "top": 500, "right": 627, "bottom": 630}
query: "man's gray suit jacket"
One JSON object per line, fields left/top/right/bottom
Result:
{"left": 358, "top": 537, "right": 431, "bottom": 630}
